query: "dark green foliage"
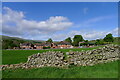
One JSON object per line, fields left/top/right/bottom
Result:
{"left": 80, "top": 42, "right": 88, "bottom": 46}
{"left": 73, "top": 35, "right": 84, "bottom": 46}
{"left": 80, "top": 40, "right": 89, "bottom": 46}
{"left": 84, "top": 40, "right": 88, "bottom": 42}
{"left": 46, "top": 38, "right": 53, "bottom": 43}
{"left": 104, "top": 33, "right": 114, "bottom": 42}
{"left": 43, "top": 46, "right": 51, "bottom": 49}
{"left": 2, "top": 35, "right": 42, "bottom": 49}
{"left": 95, "top": 39, "right": 104, "bottom": 45}
{"left": 65, "top": 37, "right": 72, "bottom": 44}
{"left": 2, "top": 39, "right": 21, "bottom": 49}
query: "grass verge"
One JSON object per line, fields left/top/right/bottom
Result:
{"left": 2, "top": 60, "right": 118, "bottom": 78}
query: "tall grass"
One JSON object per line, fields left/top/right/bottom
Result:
{"left": 2, "top": 60, "right": 118, "bottom": 78}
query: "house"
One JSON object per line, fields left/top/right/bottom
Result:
{"left": 34, "top": 43, "right": 44, "bottom": 49}
{"left": 20, "top": 41, "right": 72, "bottom": 49}
{"left": 79, "top": 41, "right": 85, "bottom": 46}
{"left": 79, "top": 41, "right": 85, "bottom": 48}
{"left": 20, "top": 43, "right": 34, "bottom": 49}
{"left": 57, "top": 41, "right": 73, "bottom": 49}
{"left": 34, "top": 42, "right": 53, "bottom": 49}
{"left": 88, "top": 42, "right": 95, "bottom": 47}
{"left": 51, "top": 43, "right": 58, "bottom": 48}
{"left": 43, "top": 42, "right": 52, "bottom": 47}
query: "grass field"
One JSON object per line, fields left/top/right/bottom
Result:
{"left": 2, "top": 61, "right": 118, "bottom": 78}
{"left": 2, "top": 46, "right": 103, "bottom": 65}
{"left": 2, "top": 46, "right": 119, "bottom": 78}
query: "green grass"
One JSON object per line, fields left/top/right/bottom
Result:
{"left": 2, "top": 46, "right": 103, "bottom": 65}
{"left": 2, "top": 60, "right": 118, "bottom": 78}
{"left": 2, "top": 46, "right": 119, "bottom": 78}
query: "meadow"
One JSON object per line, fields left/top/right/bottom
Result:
{"left": 2, "top": 46, "right": 119, "bottom": 78}
{"left": 2, "top": 61, "right": 118, "bottom": 78}
{"left": 2, "top": 46, "right": 102, "bottom": 65}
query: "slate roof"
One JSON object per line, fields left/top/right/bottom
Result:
{"left": 34, "top": 42, "right": 52, "bottom": 46}
{"left": 20, "top": 43, "right": 32, "bottom": 46}
{"left": 34, "top": 43, "right": 44, "bottom": 46}
{"left": 21, "top": 41, "right": 71, "bottom": 47}
{"left": 57, "top": 41, "right": 71, "bottom": 45}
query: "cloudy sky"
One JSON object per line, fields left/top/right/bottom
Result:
{"left": 2, "top": 2, "right": 118, "bottom": 41}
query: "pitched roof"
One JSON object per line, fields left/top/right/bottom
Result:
{"left": 57, "top": 41, "right": 71, "bottom": 45}
{"left": 35, "top": 42, "right": 52, "bottom": 46}
{"left": 34, "top": 43, "right": 44, "bottom": 46}
{"left": 20, "top": 43, "right": 32, "bottom": 46}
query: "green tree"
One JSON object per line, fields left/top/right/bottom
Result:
{"left": 84, "top": 40, "right": 88, "bottom": 42}
{"left": 95, "top": 39, "right": 100, "bottom": 45}
{"left": 73, "top": 35, "right": 84, "bottom": 46}
{"left": 84, "top": 40, "right": 89, "bottom": 46}
{"left": 103, "top": 33, "right": 114, "bottom": 42}
{"left": 46, "top": 38, "right": 53, "bottom": 43}
{"left": 65, "top": 37, "right": 72, "bottom": 44}
{"left": 95, "top": 39, "right": 104, "bottom": 45}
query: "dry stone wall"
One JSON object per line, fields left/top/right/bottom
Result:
{"left": 1, "top": 44, "right": 119, "bottom": 70}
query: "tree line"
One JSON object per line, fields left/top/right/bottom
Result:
{"left": 2, "top": 33, "right": 115, "bottom": 49}
{"left": 46, "top": 33, "right": 114, "bottom": 46}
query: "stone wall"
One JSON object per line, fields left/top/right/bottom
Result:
{"left": 1, "top": 44, "right": 119, "bottom": 70}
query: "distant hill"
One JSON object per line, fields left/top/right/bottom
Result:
{"left": 1, "top": 35, "right": 44, "bottom": 42}
{"left": 1, "top": 35, "right": 44, "bottom": 49}
{"left": 2, "top": 35, "right": 23, "bottom": 40}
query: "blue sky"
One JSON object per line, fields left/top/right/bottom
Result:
{"left": 2, "top": 2, "right": 118, "bottom": 41}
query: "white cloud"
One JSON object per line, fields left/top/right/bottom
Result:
{"left": 2, "top": 7, "right": 73, "bottom": 38}
{"left": 110, "top": 27, "right": 119, "bottom": 36}
{"left": 68, "top": 30, "right": 107, "bottom": 40}
{"left": 52, "top": 33, "right": 68, "bottom": 41}
{"left": 51, "top": 27, "right": 118, "bottom": 40}
{"left": 1, "top": 7, "right": 118, "bottom": 41}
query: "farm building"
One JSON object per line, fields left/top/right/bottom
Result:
{"left": 57, "top": 41, "right": 73, "bottom": 49}
{"left": 34, "top": 43, "right": 44, "bottom": 49}
{"left": 20, "top": 43, "right": 34, "bottom": 49}
{"left": 20, "top": 41, "right": 72, "bottom": 49}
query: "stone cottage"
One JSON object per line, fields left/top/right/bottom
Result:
{"left": 20, "top": 43, "right": 34, "bottom": 49}
{"left": 34, "top": 43, "right": 44, "bottom": 49}
{"left": 20, "top": 41, "right": 73, "bottom": 49}
{"left": 57, "top": 41, "right": 73, "bottom": 49}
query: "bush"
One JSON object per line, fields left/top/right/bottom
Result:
{"left": 43, "top": 46, "right": 51, "bottom": 49}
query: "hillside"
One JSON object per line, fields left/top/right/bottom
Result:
{"left": 1, "top": 35, "right": 44, "bottom": 49}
